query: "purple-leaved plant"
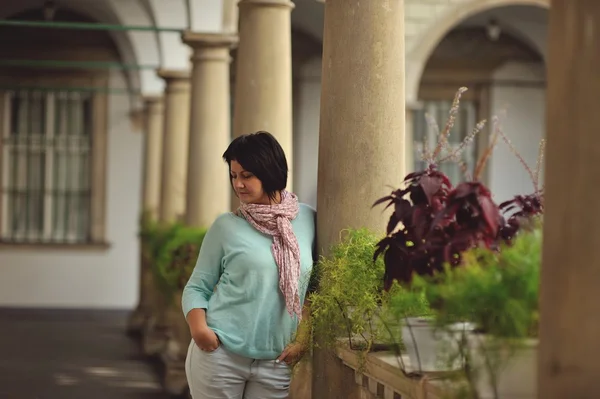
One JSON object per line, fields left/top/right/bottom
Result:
{"left": 374, "top": 87, "right": 544, "bottom": 289}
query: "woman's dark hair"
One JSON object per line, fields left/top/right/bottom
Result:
{"left": 222, "top": 131, "right": 288, "bottom": 202}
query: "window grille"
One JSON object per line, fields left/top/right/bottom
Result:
{"left": 412, "top": 100, "right": 478, "bottom": 184}
{"left": 1, "top": 89, "right": 93, "bottom": 243}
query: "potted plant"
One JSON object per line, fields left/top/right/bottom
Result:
{"left": 310, "top": 228, "right": 396, "bottom": 364}
{"left": 372, "top": 87, "right": 544, "bottom": 374}
{"left": 377, "top": 281, "right": 465, "bottom": 373}
{"left": 152, "top": 223, "right": 207, "bottom": 304}
{"left": 424, "top": 222, "right": 542, "bottom": 398}
{"left": 149, "top": 222, "right": 207, "bottom": 395}
{"left": 152, "top": 223, "right": 206, "bottom": 359}
{"left": 139, "top": 217, "right": 181, "bottom": 355}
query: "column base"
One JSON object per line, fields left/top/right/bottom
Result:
{"left": 126, "top": 306, "right": 149, "bottom": 337}
{"left": 163, "top": 357, "right": 189, "bottom": 396}
{"left": 160, "top": 332, "right": 184, "bottom": 363}
{"left": 142, "top": 315, "right": 170, "bottom": 356}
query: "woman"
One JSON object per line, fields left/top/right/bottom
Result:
{"left": 182, "top": 131, "right": 316, "bottom": 399}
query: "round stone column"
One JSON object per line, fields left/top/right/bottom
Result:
{"left": 313, "top": 1, "right": 406, "bottom": 398}
{"left": 233, "top": 0, "right": 295, "bottom": 188}
{"left": 222, "top": 0, "right": 239, "bottom": 33}
{"left": 141, "top": 96, "right": 164, "bottom": 219}
{"left": 183, "top": 32, "right": 238, "bottom": 228}
{"left": 127, "top": 95, "right": 164, "bottom": 335}
{"left": 157, "top": 69, "right": 191, "bottom": 223}
{"left": 316, "top": 0, "right": 406, "bottom": 254}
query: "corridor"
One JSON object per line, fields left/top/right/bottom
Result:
{"left": 0, "top": 308, "right": 171, "bottom": 399}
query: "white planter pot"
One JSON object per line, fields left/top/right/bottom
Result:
{"left": 467, "top": 334, "right": 538, "bottom": 398}
{"left": 402, "top": 317, "right": 474, "bottom": 372}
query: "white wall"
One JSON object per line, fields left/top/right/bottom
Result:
{"left": 488, "top": 61, "right": 546, "bottom": 204}
{"left": 190, "top": 0, "right": 223, "bottom": 32}
{"left": 0, "top": 71, "right": 143, "bottom": 309}
{"left": 293, "top": 57, "right": 322, "bottom": 209}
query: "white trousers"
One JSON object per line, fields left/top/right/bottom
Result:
{"left": 185, "top": 340, "right": 292, "bottom": 399}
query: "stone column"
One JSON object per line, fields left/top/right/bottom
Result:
{"left": 316, "top": 0, "right": 405, "bottom": 254}
{"left": 183, "top": 32, "right": 238, "bottom": 228}
{"left": 127, "top": 96, "right": 164, "bottom": 336}
{"left": 157, "top": 69, "right": 191, "bottom": 224}
{"left": 222, "top": 0, "right": 239, "bottom": 33}
{"left": 142, "top": 70, "right": 190, "bottom": 358}
{"left": 160, "top": 33, "right": 238, "bottom": 396}
{"left": 312, "top": 1, "right": 405, "bottom": 398}
{"left": 233, "top": 0, "right": 294, "bottom": 187}
{"left": 141, "top": 96, "right": 165, "bottom": 219}
{"left": 539, "top": 1, "right": 600, "bottom": 398}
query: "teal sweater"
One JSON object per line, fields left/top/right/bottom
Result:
{"left": 182, "top": 204, "right": 316, "bottom": 360}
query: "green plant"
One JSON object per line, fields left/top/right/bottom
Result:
{"left": 140, "top": 216, "right": 207, "bottom": 303}
{"left": 422, "top": 221, "right": 542, "bottom": 338}
{"left": 377, "top": 282, "right": 434, "bottom": 362}
{"left": 393, "top": 223, "right": 542, "bottom": 397}
{"left": 384, "top": 282, "right": 433, "bottom": 322}
{"left": 310, "top": 229, "right": 387, "bottom": 355}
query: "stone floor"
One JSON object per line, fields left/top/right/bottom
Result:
{"left": 0, "top": 308, "right": 173, "bottom": 399}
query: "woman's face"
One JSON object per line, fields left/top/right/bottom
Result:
{"left": 230, "top": 160, "right": 268, "bottom": 205}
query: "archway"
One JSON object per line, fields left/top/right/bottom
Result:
{"left": 410, "top": 3, "right": 548, "bottom": 204}
{"left": 406, "top": 0, "right": 549, "bottom": 105}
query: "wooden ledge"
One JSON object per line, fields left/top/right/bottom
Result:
{"left": 336, "top": 346, "right": 460, "bottom": 399}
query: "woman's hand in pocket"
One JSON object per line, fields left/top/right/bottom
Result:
{"left": 276, "top": 342, "right": 307, "bottom": 367}
{"left": 192, "top": 326, "right": 220, "bottom": 352}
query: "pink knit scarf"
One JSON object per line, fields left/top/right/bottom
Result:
{"left": 238, "top": 190, "right": 302, "bottom": 321}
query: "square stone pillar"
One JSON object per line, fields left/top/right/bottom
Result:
{"left": 157, "top": 70, "right": 191, "bottom": 223}
{"left": 538, "top": 1, "right": 600, "bottom": 397}
{"left": 182, "top": 32, "right": 238, "bottom": 228}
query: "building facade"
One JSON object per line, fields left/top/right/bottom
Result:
{"left": 0, "top": 0, "right": 548, "bottom": 310}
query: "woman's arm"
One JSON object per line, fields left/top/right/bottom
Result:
{"left": 186, "top": 308, "right": 219, "bottom": 351}
{"left": 276, "top": 300, "right": 312, "bottom": 365}
{"left": 277, "top": 207, "right": 318, "bottom": 363}
{"left": 295, "top": 300, "right": 312, "bottom": 347}
{"left": 182, "top": 218, "right": 225, "bottom": 350}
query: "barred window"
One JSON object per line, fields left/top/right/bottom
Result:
{"left": 412, "top": 100, "right": 478, "bottom": 184}
{"left": 1, "top": 89, "right": 93, "bottom": 244}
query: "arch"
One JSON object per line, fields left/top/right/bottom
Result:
{"left": 106, "top": 0, "right": 162, "bottom": 95}
{"left": 0, "top": 0, "right": 166, "bottom": 97}
{"left": 148, "top": 0, "right": 189, "bottom": 70}
{"left": 406, "top": 0, "right": 550, "bottom": 105}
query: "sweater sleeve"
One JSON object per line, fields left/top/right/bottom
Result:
{"left": 181, "top": 215, "right": 226, "bottom": 318}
